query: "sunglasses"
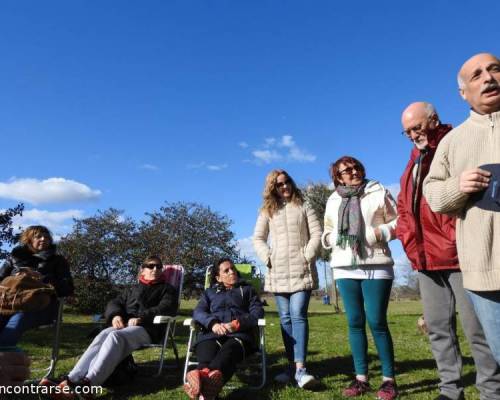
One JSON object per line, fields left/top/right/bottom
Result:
{"left": 143, "top": 263, "right": 163, "bottom": 270}
{"left": 276, "top": 179, "right": 291, "bottom": 188}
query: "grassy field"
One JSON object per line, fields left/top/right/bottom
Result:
{"left": 18, "top": 298, "right": 483, "bottom": 399}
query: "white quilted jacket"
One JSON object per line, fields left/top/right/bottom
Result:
{"left": 253, "top": 203, "right": 322, "bottom": 293}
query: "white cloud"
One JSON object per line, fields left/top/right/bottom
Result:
{"left": 238, "top": 141, "right": 249, "bottom": 148}
{"left": 384, "top": 182, "right": 401, "bottom": 199}
{"left": 250, "top": 135, "right": 316, "bottom": 165}
{"left": 139, "top": 164, "right": 159, "bottom": 171}
{"left": 0, "top": 178, "right": 101, "bottom": 205}
{"left": 188, "top": 162, "right": 228, "bottom": 172}
{"left": 207, "top": 164, "right": 228, "bottom": 171}
{"left": 252, "top": 150, "right": 283, "bottom": 164}
{"left": 11, "top": 208, "right": 84, "bottom": 240}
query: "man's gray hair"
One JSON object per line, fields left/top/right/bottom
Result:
{"left": 424, "top": 102, "right": 436, "bottom": 117}
{"left": 457, "top": 73, "right": 465, "bottom": 90}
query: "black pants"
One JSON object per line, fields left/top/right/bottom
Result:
{"left": 196, "top": 337, "right": 253, "bottom": 382}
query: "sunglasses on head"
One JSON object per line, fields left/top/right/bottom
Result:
{"left": 143, "top": 263, "right": 162, "bottom": 270}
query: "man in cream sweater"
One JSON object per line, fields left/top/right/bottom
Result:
{"left": 424, "top": 53, "right": 500, "bottom": 365}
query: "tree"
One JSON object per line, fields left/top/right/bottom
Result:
{"left": 137, "top": 202, "right": 240, "bottom": 295}
{"left": 302, "top": 183, "right": 341, "bottom": 312}
{"left": 58, "top": 208, "right": 139, "bottom": 312}
{"left": 0, "top": 204, "right": 24, "bottom": 261}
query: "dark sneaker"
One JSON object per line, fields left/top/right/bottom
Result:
{"left": 201, "top": 369, "right": 223, "bottom": 400}
{"left": 184, "top": 369, "right": 202, "bottom": 399}
{"left": 377, "top": 380, "right": 398, "bottom": 400}
{"left": 342, "top": 379, "right": 371, "bottom": 397}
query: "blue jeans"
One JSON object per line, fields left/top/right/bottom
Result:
{"left": 274, "top": 290, "right": 311, "bottom": 364}
{"left": 0, "top": 300, "right": 58, "bottom": 346}
{"left": 466, "top": 289, "right": 500, "bottom": 365}
{"left": 337, "top": 278, "right": 395, "bottom": 378}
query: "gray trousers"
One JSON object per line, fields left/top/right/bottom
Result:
{"left": 68, "top": 326, "right": 151, "bottom": 386}
{"left": 419, "top": 270, "right": 500, "bottom": 400}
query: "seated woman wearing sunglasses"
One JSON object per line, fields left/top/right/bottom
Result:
{"left": 49, "top": 256, "right": 177, "bottom": 398}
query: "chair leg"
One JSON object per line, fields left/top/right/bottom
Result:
{"left": 44, "top": 300, "right": 64, "bottom": 379}
{"left": 155, "top": 321, "right": 171, "bottom": 377}
{"left": 170, "top": 330, "right": 180, "bottom": 368}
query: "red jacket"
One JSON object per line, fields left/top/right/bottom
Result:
{"left": 396, "top": 124, "right": 459, "bottom": 271}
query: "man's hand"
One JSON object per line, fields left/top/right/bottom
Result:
{"left": 459, "top": 168, "right": 491, "bottom": 193}
{"left": 0, "top": 351, "right": 30, "bottom": 386}
{"left": 112, "top": 316, "right": 125, "bottom": 329}
{"left": 127, "top": 318, "right": 142, "bottom": 327}
{"left": 211, "top": 323, "right": 228, "bottom": 336}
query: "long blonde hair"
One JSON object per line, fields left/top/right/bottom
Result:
{"left": 260, "top": 169, "right": 303, "bottom": 217}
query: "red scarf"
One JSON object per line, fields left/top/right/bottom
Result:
{"left": 139, "top": 275, "right": 165, "bottom": 286}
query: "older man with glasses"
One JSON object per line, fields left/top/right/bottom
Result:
{"left": 397, "top": 101, "right": 500, "bottom": 400}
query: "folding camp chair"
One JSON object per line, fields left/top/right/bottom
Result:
{"left": 183, "top": 263, "right": 266, "bottom": 390}
{"left": 136, "top": 264, "right": 184, "bottom": 376}
{"left": 42, "top": 297, "right": 65, "bottom": 379}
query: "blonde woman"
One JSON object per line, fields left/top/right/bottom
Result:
{"left": 253, "top": 169, "right": 321, "bottom": 388}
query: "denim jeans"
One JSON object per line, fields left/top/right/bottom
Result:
{"left": 0, "top": 300, "right": 58, "bottom": 346}
{"left": 467, "top": 289, "right": 500, "bottom": 365}
{"left": 274, "top": 290, "right": 311, "bottom": 364}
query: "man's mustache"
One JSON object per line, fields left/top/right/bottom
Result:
{"left": 481, "top": 81, "right": 500, "bottom": 94}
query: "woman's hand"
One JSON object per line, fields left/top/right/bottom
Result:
{"left": 127, "top": 318, "right": 142, "bottom": 327}
{"left": 112, "top": 316, "right": 125, "bottom": 329}
{"left": 211, "top": 323, "right": 228, "bottom": 336}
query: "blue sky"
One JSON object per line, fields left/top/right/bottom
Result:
{"left": 1, "top": 1, "right": 499, "bottom": 284}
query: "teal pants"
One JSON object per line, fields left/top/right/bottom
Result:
{"left": 337, "top": 278, "right": 395, "bottom": 377}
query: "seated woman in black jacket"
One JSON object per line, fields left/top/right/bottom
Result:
{"left": 0, "top": 225, "right": 74, "bottom": 346}
{"left": 184, "top": 258, "right": 264, "bottom": 400}
{"left": 53, "top": 255, "right": 177, "bottom": 395}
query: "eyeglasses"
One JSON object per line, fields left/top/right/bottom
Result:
{"left": 401, "top": 123, "right": 424, "bottom": 137}
{"left": 276, "top": 179, "right": 291, "bottom": 188}
{"left": 338, "top": 166, "right": 360, "bottom": 176}
{"left": 143, "top": 263, "right": 162, "bottom": 270}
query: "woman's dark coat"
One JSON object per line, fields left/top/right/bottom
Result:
{"left": 0, "top": 245, "right": 74, "bottom": 297}
{"left": 193, "top": 281, "right": 264, "bottom": 348}
{"left": 104, "top": 281, "right": 178, "bottom": 343}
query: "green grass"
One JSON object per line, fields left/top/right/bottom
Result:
{"left": 19, "top": 298, "right": 482, "bottom": 399}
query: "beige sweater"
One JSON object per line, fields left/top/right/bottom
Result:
{"left": 423, "top": 110, "right": 500, "bottom": 291}
{"left": 253, "top": 203, "right": 321, "bottom": 293}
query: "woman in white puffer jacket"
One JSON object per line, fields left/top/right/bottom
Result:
{"left": 322, "top": 156, "right": 398, "bottom": 400}
{"left": 253, "top": 169, "right": 321, "bottom": 389}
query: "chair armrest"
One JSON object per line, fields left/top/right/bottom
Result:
{"left": 183, "top": 318, "right": 193, "bottom": 326}
{"left": 153, "top": 315, "right": 176, "bottom": 324}
{"left": 258, "top": 319, "right": 266, "bottom": 326}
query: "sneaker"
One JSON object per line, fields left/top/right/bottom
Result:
{"left": 274, "top": 365, "right": 294, "bottom": 384}
{"left": 295, "top": 367, "right": 319, "bottom": 389}
{"left": 200, "top": 369, "right": 223, "bottom": 400}
{"left": 184, "top": 369, "right": 202, "bottom": 399}
{"left": 377, "top": 380, "right": 398, "bottom": 400}
{"left": 342, "top": 379, "right": 371, "bottom": 397}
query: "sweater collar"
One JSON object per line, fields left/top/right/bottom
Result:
{"left": 469, "top": 109, "right": 500, "bottom": 127}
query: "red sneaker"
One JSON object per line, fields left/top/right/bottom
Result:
{"left": 342, "top": 379, "right": 371, "bottom": 397}
{"left": 377, "top": 380, "right": 398, "bottom": 400}
{"left": 184, "top": 369, "right": 202, "bottom": 399}
{"left": 200, "top": 369, "right": 223, "bottom": 400}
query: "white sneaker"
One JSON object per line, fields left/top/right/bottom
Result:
{"left": 295, "top": 367, "right": 319, "bottom": 389}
